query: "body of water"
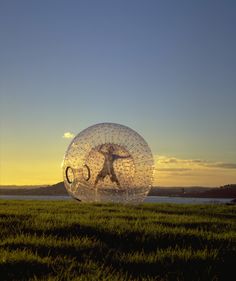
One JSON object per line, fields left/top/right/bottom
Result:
{"left": 0, "top": 195, "right": 233, "bottom": 204}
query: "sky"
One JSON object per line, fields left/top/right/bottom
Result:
{"left": 0, "top": 0, "right": 236, "bottom": 186}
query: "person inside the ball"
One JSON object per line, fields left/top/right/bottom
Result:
{"left": 94, "top": 144, "right": 131, "bottom": 187}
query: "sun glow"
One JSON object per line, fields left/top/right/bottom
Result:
{"left": 1, "top": 154, "right": 236, "bottom": 187}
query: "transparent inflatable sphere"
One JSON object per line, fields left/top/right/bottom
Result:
{"left": 62, "top": 123, "right": 154, "bottom": 203}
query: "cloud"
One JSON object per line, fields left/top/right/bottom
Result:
{"left": 157, "top": 168, "right": 192, "bottom": 172}
{"left": 154, "top": 155, "right": 236, "bottom": 186}
{"left": 205, "top": 162, "right": 236, "bottom": 169}
{"left": 155, "top": 155, "right": 236, "bottom": 170}
{"left": 157, "top": 157, "right": 178, "bottom": 164}
{"left": 63, "top": 132, "right": 75, "bottom": 139}
{"left": 156, "top": 156, "right": 206, "bottom": 165}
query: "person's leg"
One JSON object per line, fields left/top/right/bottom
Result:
{"left": 94, "top": 175, "right": 99, "bottom": 186}
{"left": 110, "top": 170, "right": 120, "bottom": 187}
{"left": 95, "top": 170, "right": 106, "bottom": 186}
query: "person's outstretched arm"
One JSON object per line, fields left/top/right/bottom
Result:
{"left": 115, "top": 154, "right": 131, "bottom": 159}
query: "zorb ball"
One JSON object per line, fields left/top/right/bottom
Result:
{"left": 62, "top": 123, "right": 154, "bottom": 203}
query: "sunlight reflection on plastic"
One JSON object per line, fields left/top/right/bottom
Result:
{"left": 62, "top": 123, "right": 154, "bottom": 203}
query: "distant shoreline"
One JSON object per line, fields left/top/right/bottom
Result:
{"left": 0, "top": 182, "right": 235, "bottom": 199}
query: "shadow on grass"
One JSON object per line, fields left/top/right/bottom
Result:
{"left": 0, "top": 261, "right": 50, "bottom": 281}
{"left": 0, "top": 242, "right": 101, "bottom": 262}
{"left": 1, "top": 240, "right": 234, "bottom": 281}
{"left": 109, "top": 253, "right": 235, "bottom": 281}
{"left": 18, "top": 222, "right": 232, "bottom": 253}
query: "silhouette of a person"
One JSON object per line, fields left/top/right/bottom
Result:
{"left": 94, "top": 144, "right": 131, "bottom": 187}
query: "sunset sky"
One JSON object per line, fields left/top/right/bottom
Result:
{"left": 1, "top": 0, "right": 236, "bottom": 186}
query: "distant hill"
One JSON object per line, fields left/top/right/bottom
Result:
{"left": 0, "top": 182, "right": 68, "bottom": 196}
{"left": 0, "top": 183, "right": 235, "bottom": 198}
{"left": 189, "top": 184, "right": 236, "bottom": 198}
{"left": 150, "top": 184, "right": 236, "bottom": 198}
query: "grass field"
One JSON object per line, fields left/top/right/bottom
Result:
{"left": 0, "top": 200, "right": 235, "bottom": 281}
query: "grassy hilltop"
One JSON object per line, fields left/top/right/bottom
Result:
{"left": 0, "top": 200, "right": 235, "bottom": 281}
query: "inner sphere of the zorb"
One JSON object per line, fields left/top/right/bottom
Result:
{"left": 62, "top": 123, "right": 154, "bottom": 203}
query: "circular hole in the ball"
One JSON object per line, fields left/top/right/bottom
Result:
{"left": 65, "top": 166, "right": 74, "bottom": 184}
{"left": 83, "top": 164, "right": 91, "bottom": 181}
